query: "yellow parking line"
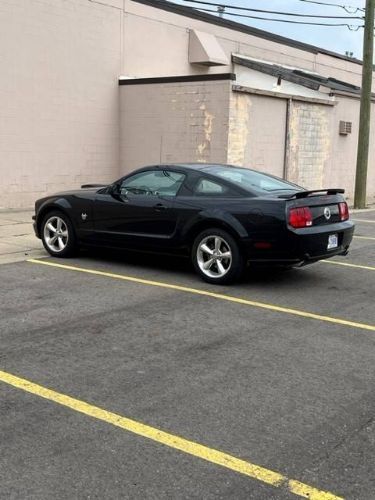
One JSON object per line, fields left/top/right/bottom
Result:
{"left": 353, "top": 219, "right": 375, "bottom": 223}
{"left": 353, "top": 236, "right": 375, "bottom": 241}
{"left": 322, "top": 260, "right": 375, "bottom": 271}
{"left": 0, "top": 369, "right": 343, "bottom": 500}
{"left": 27, "top": 259, "right": 375, "bottom": 332}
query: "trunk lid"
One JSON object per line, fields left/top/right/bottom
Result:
{"left": 283, "top": 189, "right": 347, "bottom": 227}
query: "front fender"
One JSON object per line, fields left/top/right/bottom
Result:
{"left": 36, "top": 197, "right": 73, "bottom": 223}
{"left": 36, "top": 197, "right": 92, "bottom": 237}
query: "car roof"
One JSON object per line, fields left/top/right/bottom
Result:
{"left": 146, "top": 163, "right": 257, "bottom": 173}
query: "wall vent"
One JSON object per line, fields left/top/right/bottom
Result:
{"left": 189, "top": 30, "right": 229, "bottom": 66}
{"left": 339, "top": 121, "right": 352, "bottom": 135}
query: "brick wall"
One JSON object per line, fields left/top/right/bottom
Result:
{"left": 119, "top": 80, "right": 231, "bottom": 173}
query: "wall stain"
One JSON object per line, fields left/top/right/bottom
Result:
{"left": 196, "top": 104, "right": 215, "bottom": 162}
{"left": 227, "top": 93, "right": 250, "bottom": 165}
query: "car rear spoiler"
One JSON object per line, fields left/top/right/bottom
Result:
{"left": 279, "top": 188, "right": 345, "bottom": 200}
{"left": 81, "top": 184, "right": 107, "bottom": 189}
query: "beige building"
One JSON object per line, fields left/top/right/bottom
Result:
{"left": 1, "top": 0, "right": 374, "bottom": 208}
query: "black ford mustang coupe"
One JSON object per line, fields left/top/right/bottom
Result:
{"left": 33, "top": 163, "right": 354, "bottom": 284}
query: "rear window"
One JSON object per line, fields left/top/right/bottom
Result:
{"left": 205, "top": 166, "right": 303, "bottom": 194}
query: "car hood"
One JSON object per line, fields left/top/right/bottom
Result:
{"left": 51, "top": 185, "right": 108, "bottom": 197}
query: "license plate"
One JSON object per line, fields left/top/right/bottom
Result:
{"left": 327, "top": 234, "right": 338, "bottom": 250}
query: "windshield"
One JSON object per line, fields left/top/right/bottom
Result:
{"left": 205, "top": 166, "right": 304, "bottom": 194}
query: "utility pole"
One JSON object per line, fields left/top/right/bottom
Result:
{"left": 217, "top": 5, "right": 225, "bottom": 18}
{"left": 354, "top": 0, "right": 375, "bottom": 208}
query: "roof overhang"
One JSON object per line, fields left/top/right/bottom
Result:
{"left": 232, "top": 53, "right": 365, "bottom": 102}
{"left": 118, "top": 73, "right": 236, "bottom": 85}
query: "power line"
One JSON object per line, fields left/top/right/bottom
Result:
{"left": 180, "top": 0, "right": 364, "bottom": 18}
{"left": 297, "top": 0, "right": 364, "bottom": 14}
{"left": 192, "top": 7, "right": 363, "bottom": 30}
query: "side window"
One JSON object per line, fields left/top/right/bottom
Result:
{"left": 194, "top": 178, "right": 228, "bottom": 196}
{"left": 121, "top": 170, "right": 185, "bottom": 197}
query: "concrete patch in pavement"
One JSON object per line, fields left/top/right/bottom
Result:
{"left": 0, "top": 209, "right": 44, "bottom": 264}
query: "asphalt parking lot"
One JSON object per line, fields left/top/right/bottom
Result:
{"left": 0, "top": 211, "right": 374, "bottom": 500}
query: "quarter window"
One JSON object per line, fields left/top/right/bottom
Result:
{"left": 194, "top": 177, "right": 238, "bottom": 197}
{"left": 194, "top": 179, "right": 228, "bottom": 195}
{"left": 121, "top": 170, "right": 185, "bottom": 197}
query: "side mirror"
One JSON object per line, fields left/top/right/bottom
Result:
{"left": 109, "top": 183, "right": 130, "bottom": 203}
{"left": 109, "top": 183, "right": 121, "bottom": 196}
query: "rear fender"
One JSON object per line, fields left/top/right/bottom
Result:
{"left": 183, "top": 209, "right": 248, "bottom": 242}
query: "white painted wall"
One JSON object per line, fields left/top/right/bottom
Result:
{"left": 234, "top": 64, "right": 334, "bottom": 101}
{"left": 0, "top": 0, "right": 122, "bottom": 208}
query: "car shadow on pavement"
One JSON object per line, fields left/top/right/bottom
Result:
{"left": 75, "top": 247, "right": 319, "bottom": 288}
{"left": 83, "top": 247, "right": 193, "bottom": 275}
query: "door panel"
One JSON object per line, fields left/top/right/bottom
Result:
{"left": 92, "top": 169, "right": 186, "bottom": 249}
{"left": 92, "top": 193, "right": 177, "bottom": 246}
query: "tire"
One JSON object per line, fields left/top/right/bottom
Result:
{"left": 41, "top": 210, "right": 77, "bottom": 258}
{"left": 192, "top": 228, "right": 244, "bottom": 285}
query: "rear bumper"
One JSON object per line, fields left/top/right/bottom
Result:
{"left": 244, "top": 220, "right": 355, "bottom": 264}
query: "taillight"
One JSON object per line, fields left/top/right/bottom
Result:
{"left": 339, "top": 201, "right": 349, "bottom": 221}
{"left": 288, "top": 207, "right": 313, "bottom": 228}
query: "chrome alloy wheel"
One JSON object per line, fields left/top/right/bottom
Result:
{"left": 43, "top": 216, "right": 69, "bottom": 253}
{"left": 197, "top": 235, "right": 232, "bottom": 279}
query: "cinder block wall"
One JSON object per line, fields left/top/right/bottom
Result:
{"left": 288, "top": 102, "right": 333, "bottom": 190}
{"left": 119, "top": 79, "right": 232, "bottom": 173}
{"left": 0, "top": 0, "right": 122, "bottom": 208}
{"left": 227, "top": 91, "right": 375, "bottom": 205}
{"left": 329, "top": 96, "right": 375, "bottom": 206}
{"left": 289, "top": 100, "right": 375, "bottom": 205}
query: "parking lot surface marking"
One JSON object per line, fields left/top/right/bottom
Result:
{"left": 353, "top": 219, "right": 375, "bottom": 223}
{"left": 28, "top": 259, "right": 375, "bottom": 332}
{"left": 353, "top": 235, "right": 375, "bottom": 241}
{"left": 321, "top": 260, "right": 375, "bottom": 271}
{"left": 0, "top": 369, "right": 343, "bottom": 500}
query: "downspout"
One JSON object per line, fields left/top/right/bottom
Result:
{"left": 283, "top": 98, "right": 292, "bottom": 180}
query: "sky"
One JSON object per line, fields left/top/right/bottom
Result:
{"left": 170, "top": 0, "right": 366, "bottom": 60}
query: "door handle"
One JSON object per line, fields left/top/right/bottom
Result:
{"left": 154, "top": 203, "right": 167, "bottom": 212}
